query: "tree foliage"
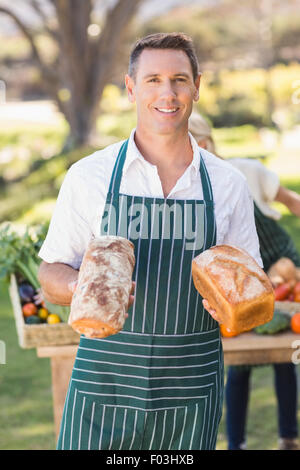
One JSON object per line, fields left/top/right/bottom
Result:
{"left": 0, "top": 0, "right": 142, "bottom": 149}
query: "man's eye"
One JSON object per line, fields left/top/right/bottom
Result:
{"left": 175, "top": 78, "right": 186, "bottom": 82}
{"left": 148, "top": 78, "right": 159, "bottom": 83}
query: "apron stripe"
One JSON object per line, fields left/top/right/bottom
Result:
{"left": 174, "top": 201, "right": 187, "bottom": 334}
{"left": 199, "top": 397, "right": 208, "bottom": 448}
{"left": 60, "top": 382, "right": 71, "bottom": 450}
{"left": 152, "top": 202, "right": 167, "bottom": 333}
{"left": 163, "top": 202, "right": 177, "bottom": 334}
{"left": 178, "top": 406, "right": 188, "bottom": 450}
{"left": 184, "top": 203, "right": 200, "bottom": 334}
{"left": 74, "top": 367, "right": 218, "bottom": 381}
{"left": 75, "top": 357, "right": 218, "bottom": 370}
{"left": 168, "top": 408, "right": 177, "bottom": 450}
{"left": 141, "top": 198, "right": 156, "bottom": 332}
{"left": 119, "top": 408, "right": 127, "bottom": 450}
{"left": 87, "top": 401, "right": 95, "bottom": 450}
{"left": 78, "top": 395, "right": 85, "bottom": 449}
{"left": 149, "top": 411, "right": 158, "bottom": 450}
{"left": 108, "top": 141, "right": 127, "bottom": 195}
{"left": 69, "top": 387, "right": 78, "bottom": 449}
{"left": 159, "top": 409, "right": 168, "bottom": 449}
{"left": 189, "top": 403, "right": 198, "bottom": 449}
{"left": 129, "top": 410, "right": 138, "bottom": 450}
{"left": 131, "top": 197, "right": 145, "bottom": 330}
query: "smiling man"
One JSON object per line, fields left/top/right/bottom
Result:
{"left": 38, "top": 33, "right": 262, "bottom": 450}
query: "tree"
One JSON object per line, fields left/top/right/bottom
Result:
{"left": 0, "top": 0, "right": 142, "bottom": 149}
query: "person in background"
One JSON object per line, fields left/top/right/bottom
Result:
{"left": 189, "top": 111, "right": 300, "bottom": 451}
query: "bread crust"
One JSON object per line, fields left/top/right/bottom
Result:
{"left": 71, "top": 319, "right": 119, "bottom": 339}
{"left": 192, "top": 245, "right": 274, "bottom": 333}
{"left": 69, "top": 236, "right": 135, "bottom": 338}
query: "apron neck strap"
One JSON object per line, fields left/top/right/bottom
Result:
{"left": 199, "top": 150, "right": 214, "bottom": 201}
{"left": 108, "top": 139, "right": 129, "bottom": 195}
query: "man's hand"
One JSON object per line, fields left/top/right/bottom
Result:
{"left": 68, "top": 279, "right": 136, "bottom": 319}
{"left": 126, "top": 281, "right": 136, "bottom": 318}
{"left": 202, "top": 299, "right": 222, "bottom": 323}
{"left": 68, "top": 279, "right": 78, "bottom": 294}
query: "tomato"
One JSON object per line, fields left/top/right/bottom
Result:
{"left": 291, "top": 312, "right": 300, "bottom": 333}
{"left": 220, "top": 324, "right": 239, "bottom": 337}
{"left": 22, "top": 303, "right": 38, "bottom": 317}
{"left": 294, "top": 292, "right": 300, "bottom": 303}
{"left": 274, "top": 283, "right": 291, "bottom": 301}
{"left": 288, "top": 293, "right": 295, "bottom": 301}
{"left": 293, "top": 281, "right": 300, "bottom": 296}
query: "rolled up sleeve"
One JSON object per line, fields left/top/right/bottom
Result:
{"left": 38, "top": 165, "right": 93, "bottom": 269}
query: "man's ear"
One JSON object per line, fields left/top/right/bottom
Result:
{"left": 193, "top": 73, "right": 202, "bottom": 101}
{"left": 125, "top": 74, "right": 136, "bottom": 104}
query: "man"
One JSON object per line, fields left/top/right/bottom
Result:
{"left": 38, "top": 33, "right": 262, "bottom": 450}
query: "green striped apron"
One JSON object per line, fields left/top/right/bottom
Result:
{"left": 57, "top": 140, "right": 224, "bottom": 450}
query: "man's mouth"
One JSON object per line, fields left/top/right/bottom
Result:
{"left": 154, "top": 107, "right": 180, "bottom": 114}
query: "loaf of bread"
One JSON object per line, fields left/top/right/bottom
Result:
{"left": 69, "top": 236, "right": 135, "bottom": 338}
{"left": 192, "top": 245, "right": 274, "bottom": 334}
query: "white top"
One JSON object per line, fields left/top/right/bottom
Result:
{"left": 228, "top": 158, "right": 281, "bottom": 220}
{"left": 39, "top": 129, "right": 263, "bottom": 270}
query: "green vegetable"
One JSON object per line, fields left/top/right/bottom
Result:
{"left": 0, "top": 222, "right": 48, "bottom": 289}
{"left": 0, "top": 221, "right": 70, "bottom": 322}
{"left": 254, "top": 311, "right": 291, "bottom": 335}
{"left": 25, "top": 315, "right": 42, "bottom": 325}
{"left": 25, "top": 316, "right": 42, "bottom": 325}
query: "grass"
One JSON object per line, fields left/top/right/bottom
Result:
{"left": 217, "top": 365, "right": 300, "bottom": 450}
{"left": 0, "top": 280, "right": 56, "bottom": 450}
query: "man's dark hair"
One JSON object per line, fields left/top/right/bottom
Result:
{"left": 128, "top": 32, "right": 199, "bottom": 82}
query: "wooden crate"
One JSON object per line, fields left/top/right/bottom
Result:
{"left": 9, "top": 274, "right": 80, "bottom": 349}
{"left": 275, "top": 300, "right": 300, "bottom": 315}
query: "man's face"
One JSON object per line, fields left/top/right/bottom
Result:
{"left": 125, "top": 48, "right": 201, "bottom": 136}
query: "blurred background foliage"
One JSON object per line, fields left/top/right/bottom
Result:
{"left": 0, "top": 0, "right": 299, "bottom": 242}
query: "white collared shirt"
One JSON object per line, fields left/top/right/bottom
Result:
{"left": 39, "top": 129, "right": 263, "bottom": 269}
{"left": 228, "top": 157, "right": 281, "bottom": 220}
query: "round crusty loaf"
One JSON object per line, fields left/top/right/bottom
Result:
{"left": 69, "top": 236, "right": 135, "bottom": 338}
{"left": 192, "top": 244, "right": 274, "bottom": 333}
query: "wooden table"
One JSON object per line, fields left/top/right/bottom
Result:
{"left": 37, "top": 331, "right": 300, "bottom": 441}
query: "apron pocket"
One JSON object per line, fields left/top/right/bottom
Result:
{"left": 68, "top": 385, "right": 146, "bottom": 450}
{"left": 140, "top": 399, "right": 211, "bottom": 450}
{"left": 71, "top": 385, "right": 215, "bottom": 450}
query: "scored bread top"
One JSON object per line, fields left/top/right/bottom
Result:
{"left": 193, "top": 245, "right": 273, "bottom": 304}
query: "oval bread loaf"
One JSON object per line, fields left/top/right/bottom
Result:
{"left": 69, "top": 236, "right": 135, "bottom": 338}
{"left": 192, "top": 244, "right": 274, "bottom": 334}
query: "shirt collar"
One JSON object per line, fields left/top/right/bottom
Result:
{"left": 123, "top": 128, "right": 201, "bottom": 176}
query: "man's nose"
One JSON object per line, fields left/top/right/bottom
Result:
{"left": 159, "top": 79, "right": 177, "bottom": 99}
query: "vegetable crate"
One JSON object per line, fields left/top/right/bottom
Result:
{"left": 9, "top": 274, "right": 80, "bottom": 349}
{"left": 275, "top": 300, "right": 300, "bottom": 316}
